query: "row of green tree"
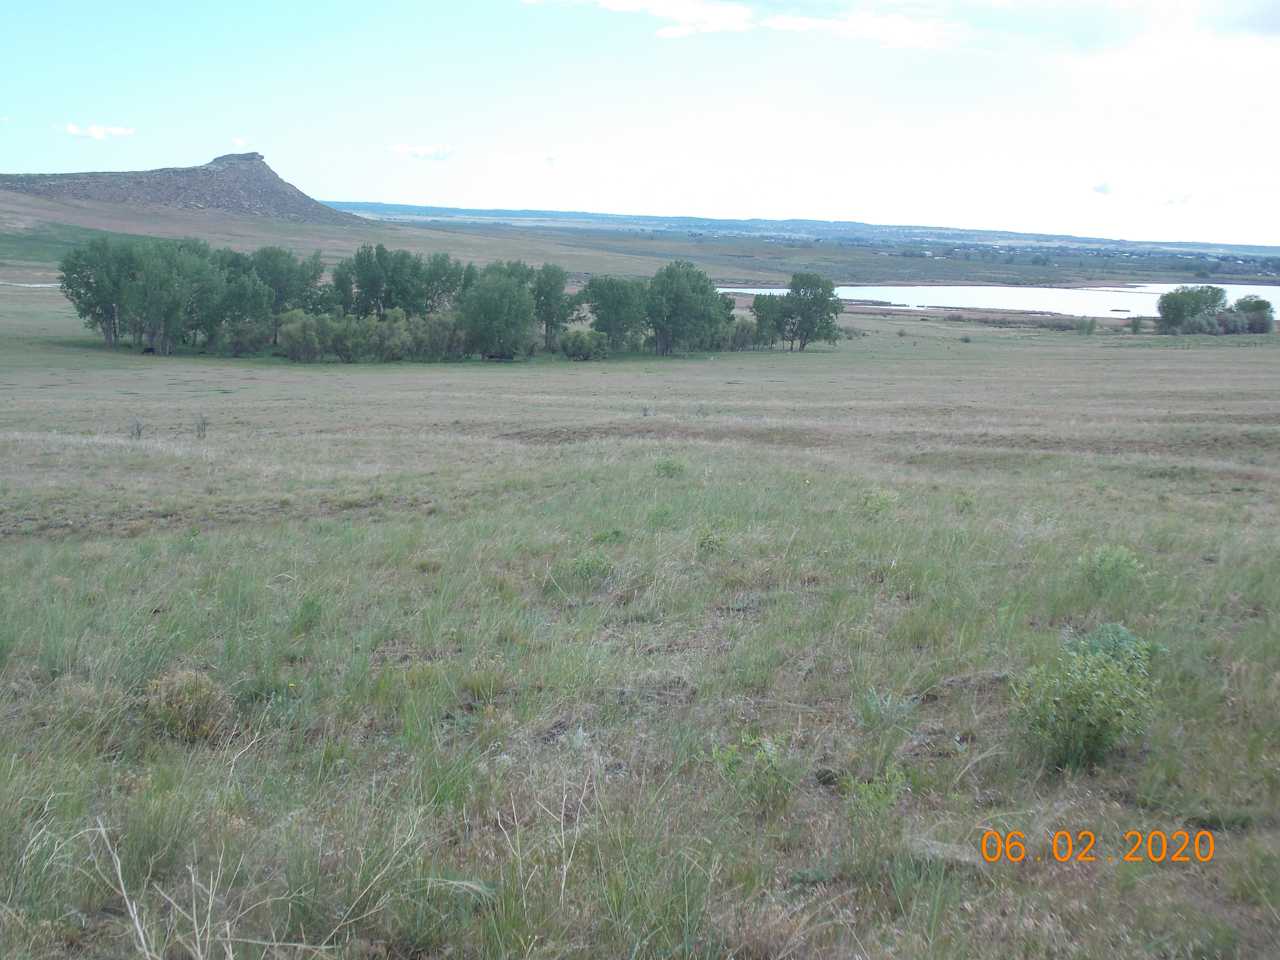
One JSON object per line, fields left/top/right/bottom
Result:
{"left": 60, "top": 237, "right": 847, "bottom": 361}
{"left": 59, "top": 238, "right": 327, "bottom": 355}
{"left": 1156, "top": 286, "right": 1274, "bottom": 335}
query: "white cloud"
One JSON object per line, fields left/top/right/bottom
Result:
{"left": 527, "top": 0, "right": 964, "bottom": 43}
{"left": 65, "top": 122, "right": 135, "bottom": 140}
{"left": 601, "top": 0, "right": 752, "bottom": 37}
{"left": 760, "top": 10, "right": 962, "bottom": 49}
{"left": 231, "top": 136, "right": 250, "bottom": 148}
{"left": 390, "top": 143, "right": 453, "bottom": 160}
{"left": 526, "top": 0, "right": 752, "bottom": 37}
{"left": 525, "top": 0, "right": 1280, "bottom": 47}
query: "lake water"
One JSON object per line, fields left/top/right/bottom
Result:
{"left": 720, "top": 283, "right": 1280, "bottom": 318}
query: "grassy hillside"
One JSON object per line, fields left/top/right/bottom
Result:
{"left": 1, "top": 284, "right": 1278, "bottom": 957}
{"left": 1, "top": 188, "right": 1255, "bottom": 289}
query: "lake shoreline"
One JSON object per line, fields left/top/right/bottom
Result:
{"left": 720, "top": 281, "right": 1280, "bottom": 320}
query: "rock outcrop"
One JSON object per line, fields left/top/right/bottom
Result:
{"left": 0, "top": 153, "right": 358, "bottom": 226}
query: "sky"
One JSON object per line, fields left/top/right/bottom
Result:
{"left": 3, "top": 0, "right": 1278, "bottom": 245}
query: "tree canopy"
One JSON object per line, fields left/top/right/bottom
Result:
{"left": 60, "top": 238, "right": 851, "bottom": 364}
{"left": 458, "top": 263, "right": 537, "bottom": 359}
{"left": 580, "top": 276, "right": 648, "bottom": 351}
{"left": 532, "top": 263, "right": 571, "bottom": 352}
{"left": 645, "top": 260, "right": 734, "bottom": 355}
{"left": 780, "top": 273, "right": 843, "bottom": 351}
{"left": 1156, "top": 285, "right": 1274, "bottom": 335}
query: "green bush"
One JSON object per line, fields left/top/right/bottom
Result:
{"left": 1179, "top": 312, "right": 1219, "bottom": 335}
{"left": 654, "top": 457, "right": 686, "bottom": 479}
{"left": 328, "top": 314, "right": 378, "bottom": 363}
{"left": 371, "top": 309, "right": 412, "bottom": 362}
{"left": 1236, "top": 295, "right": 1275, "bottom": 334}
{"left": 560, "top": 328, "right": 608, "bottom": 360}
{"left": 219, "top": 315, "right": 272, "bottom": 357}
{"left": 279, "top": 311, "right": 323, "bottom": 362}
{"left": 1013, "top": 649, "right": 1152, "bottom": 770}
{"left": 1215, "top": 310, "right": 1249, "bottom": 335}
{"left": 1078, "top": 544, "right": 1143, "bottom": 595}
{"left": 406, "top": 312, "right": 463, "bottom": 361}
{"left": 1072, "top": 622, "right": 1156, "bottom": 669}
{"left": 1075, "top": 318, "right": 1098, "bottom": 336}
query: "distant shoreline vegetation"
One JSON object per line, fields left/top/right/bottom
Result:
{"left": 1155, "top": 286, "right": 1274, "bottom": 336}
{"left": 57, "top": 239, "right": 844, "bottom": 363}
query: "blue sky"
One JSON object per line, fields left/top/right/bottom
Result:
{"left": 3, "top": 0, "right": 1278, "bottom": 244}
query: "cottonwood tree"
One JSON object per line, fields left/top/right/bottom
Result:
{"left": 249, "top": 247, "right": 325, "bottom": 342}
{"left": 352, "top": 244, "right": 388, "bottom": 318}
{"left": 1156, "top": 286, "right": 1227, "bottom": 334}
{"left": 59, "top": 238, "right": 139, "bottom": 347}
{"left": 645, "top": 260, "right": 726, "bottom": 355}
{"left": 458, "top": 264, "right": 536, "bottom": 358}
{"left": 331, "top": 247, "right": 470, "bottom": 319}
{"left": 421, "top": 252, "right": 468, "bottom": 314}
{"left": 533, "top": 262, "right": 571, "bottom": 351}
{"left": 330, "top": 259, "right": 356, "bottom": 315}
{"left": 780, "top": 272, "right": 842, "bottom": 351}
{"left": 750, "top": 293, "right": 785, "bottom": 349}
{"left": 581, "top": 276, "right": 648, "bottom": 351}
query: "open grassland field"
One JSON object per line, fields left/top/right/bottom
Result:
{"left": 1, "top": 188, "right": 1265, "bottom": 291}
{"left": 2, "top": 283, "right": 1279, "bottom": 959}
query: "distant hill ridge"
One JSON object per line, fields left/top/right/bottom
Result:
{"left": 0, "top": 153, "right": 357, "bottom": 226}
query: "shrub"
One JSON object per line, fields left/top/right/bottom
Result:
{"left": 654, "top": 457, "right": 686, "bottom": 479}
{"left": 1128, "top": 315, "right": 1143, "bottom": 334}
{"left": 694, "top": 524, "right": 725, "bottom": 556}
{"left": 280, "top": 312, "right": 323, "bottom": 362}
{"left": 144, "top": 669, "right": 234, "bottom": 742}
{"left": 1075, "top": 318, "right": 1098, "bottom": 336}
{"left": 560, "top": 328, "right": 608, "bottom": 360}
{"left": 855, "top": 487, "right": 899, "bottom": 516}
{"left": 1215, "top": 310, "right": 1250, "bottom": 336}
{"left": 1179, "top": 311, "right": 1220, "bottom": 336}
{"left": 960, "top": 334, "right": 972, "bottom": 343}
{"left": 371, "top": 310, "right": 412, "bottom": 362}
{"left": 1074, "top": 622, "right": 1157, "bottom": 669}
{"left": 1013, "top": 649, "right": 1153, "bottom": 769}
{"left": 1078, "top": 544, "right": 1144, "bottom": 595}
{"left": 1236, "top": 295, "right": 1275, "bottom": 334}
{"left": 220, "top": 315, "right": 272, "bottom": 357}
{"left": 328, "top": 314, "right": 379, "bottom": 363}
{"left": 406, "top": 312, "right": 464, "bottom": 361}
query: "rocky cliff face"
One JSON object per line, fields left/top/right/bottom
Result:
{"left": 0, "top": 153, "right": 358, "bottom": 226}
